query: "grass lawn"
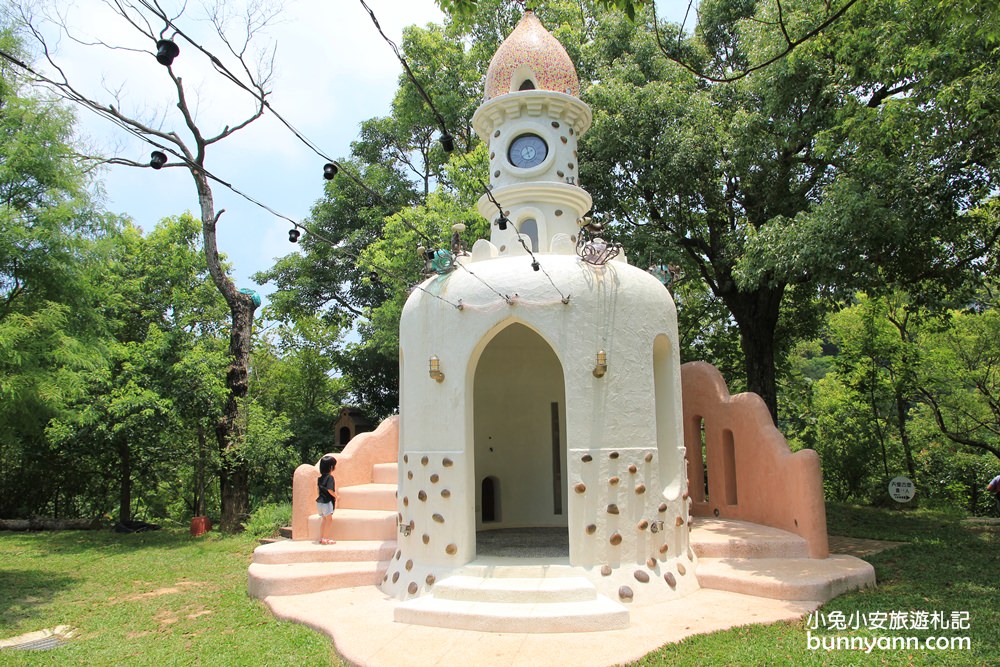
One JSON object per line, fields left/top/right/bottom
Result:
{"left": 0, "top": 505, "right": 996, "bottom": 666}
{"left": 0, "top": 527, "right": 340, "bottom": 666}
{"left": 628, "top": 504, "right": 999, "bottom": 666}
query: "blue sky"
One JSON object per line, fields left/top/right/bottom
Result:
{"left": 44, "top": 0, "right": 688, "bottom": 307}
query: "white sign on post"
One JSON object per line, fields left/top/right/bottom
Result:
{"left": 888, "top": 476, "right": 916, "bottom": 502}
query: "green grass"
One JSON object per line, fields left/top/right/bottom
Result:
{"left": 626, "top": 504, "right": 999, "bottom": 666}
{"left": 0, "top": 527, "right": 339, "bottom": 666}
{"left": 1, "top": 505, "right": 996, "bottom": 666}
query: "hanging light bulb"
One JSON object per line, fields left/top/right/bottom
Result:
{"left": 439, "top": 133, "right": 454, "bottom": 153}
{"left": 497, "top": 216, "right": 509, "bottom": 230}
{"left": 532, "top": 259, "right": 540, "bottom": 272}
{"left": 155, "top": 39, "right": 180, "bottom": 66}
{"left": 149, "top": 151, "right": 167, "bottom": 170}
{"left": 288, "top": 228, "right": 300, "bottom": 243}
{"left": 323, "top": 162, "right": 338, "bottom": 180}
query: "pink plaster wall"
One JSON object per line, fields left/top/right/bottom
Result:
{"left": 291, "top": 415, "right": 400, "bottom": 540}
{"left": 681, "top": 362, "right": 829, "bottom": 558}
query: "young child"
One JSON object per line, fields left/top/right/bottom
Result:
{"left": 988, "top": 474, "right": 1000, "bottom": 516}
{"left": 316, "top": 455, "right": 339, "bottom": 545}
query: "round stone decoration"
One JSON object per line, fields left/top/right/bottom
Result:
{"left": 418, "top": 490, "right": 427, "bottom": 501}
{"left": 658, "top": 503, "right": 668, "bottom": 512}
{"left": 677, "top": 563, "right": 687, "bottom": 576}
{"left": 441, "top": 489, "right": 451, "bottom": 498}
{"left": 618, "top": 585, "right": 633, "bottom": 601}
{"left": 446, "top": 543, "right": 458, "bottom": 555}
{"left": 581, "top": 454, "right": 592, "bottom": 462}
{"left": 610, "top": 532, "right": 622, "bottom": 546}
{"left": 586, "top": 524, "right": 597, "bottom": 534}
{"left": 433, "top": 513, "right": 445, "bottom": 523}
{"left": 430, "top": 474, "right": 439, "bottom": 483}
{"left": 426, "top": 574, "right": 436, "bottom": 585}
{"left": 443, "top": 458, "right": 454, "bottom": 467}
{"left": 422, "top": 534, "right": 430, "bottom": 544}
{"left": 628, "top": 464, "right": 637, "bottom": 474}
{"left": 645, "top": 453, "right": 654, "bottom": 462}
{"left": 664, "top": 572, "right": 677, "bottom": 588}
{"left": 606, "top": 504, "right": 619, "bottom": 515}
{"left": 574, "top": 483, "right": 586, "bottom": 493}
{"left": 635, "top": 484, "right": 646, "bottom": 494}
{"left": 637, "top": 519, "right": 649, "bottom": 530}
{"left": 646, "top": 557, "right": 657, "bottom": 569}
{"left": 408, "top": 582, "right": 418, "bottom": 595}
{"left": 634, "top": 570, "right": 650, "bottom": 583}
{"left": 405, "top": 559, "right": 413, "bottom": 571}
{"left": 392, "top": 572, "right": 400, "bottom": 583}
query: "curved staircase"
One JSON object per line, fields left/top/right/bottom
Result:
{"left": 248, "top": 462, "right": 399, "bottom": 599}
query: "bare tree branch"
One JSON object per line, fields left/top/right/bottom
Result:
{"left": 653, "top": 0, "right": 864, "bottom": 84}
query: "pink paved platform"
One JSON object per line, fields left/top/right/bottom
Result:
{"left": 262, "top": 586, "right": 821, "bottom": 667}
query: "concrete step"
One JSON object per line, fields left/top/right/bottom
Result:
{"left": 372, "top": 462, "right": 398, "bottom": 485}
{"left": 433, "top": 575, "right": 598, "bottom": 604}
{"left": 338, "top": 483, "right": 397, "bottom": 511}
{"left": 305, "top": 508, "right": 398, "bottom": 542}
{"left": 278, "top": 526, "right": 292, "bottom": 539}
{"left": 252, "top": 539, "right": 396, "bottom": 565}
{"left": 696, "top": 555, "right": 876, "bottom": 602}
{"left": 393, "top": 594, "right": 629, "bottom": 633}
{"left": 454, "top": 559, "right": 579, "bottom": 579}
{"left": 248, "top": 560, "right": 389, "bottom": 598}
{"left": 690, "top": 517, "right": 810, "bottom": 559}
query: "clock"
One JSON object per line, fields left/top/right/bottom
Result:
{"left": 508, "top": 134, "right": 548, "bottom": 169}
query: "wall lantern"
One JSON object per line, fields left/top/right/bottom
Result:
{"left": 149, "top": 150, "right": 167, "bottom": 169}
{"left": 155, "top": 39, "right": 180, "bottom": 66}
{"left": 428, "top": 355, "right": 445, "bottom": 383}
{"left": 593, "top": 350, "right": 607, "bottom": 378}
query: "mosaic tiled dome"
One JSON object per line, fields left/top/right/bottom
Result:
{"left": 483, "top": 10, "right": 580, "bottom": 101}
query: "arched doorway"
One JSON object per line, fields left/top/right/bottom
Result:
{"left": 473, "top": 323, "right": 567, "bottom": 555}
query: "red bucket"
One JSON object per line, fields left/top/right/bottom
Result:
{"left": 190, "top": 516, "right": 211, "bottom": 536}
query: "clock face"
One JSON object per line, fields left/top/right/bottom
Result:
{"left": 508, "top": 134, "right": 548, "bottom": 169}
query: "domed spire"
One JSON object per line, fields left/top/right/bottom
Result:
{"left": 483, "top": 10, "right": 580, "bottom": 101}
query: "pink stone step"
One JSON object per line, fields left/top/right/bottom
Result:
{"left": 252, "top": 540, "right": 396, "bottom": 565}
{"left": 696, "top": 555, "right": 876, "bottom": 601}
{"left": 248, "top": 560, "right": 389, "bottom": 598}
{"left": 306, "top": 508, "right": 398, "bottom": 542}
{"left": 372, "top": 462, "right": 398, "bottom": 485}
{"left": 690, "top": 517, "right": 810, "bottom": 559}
{"left": 338, "top": 483, "right": 397, "bottom": 511}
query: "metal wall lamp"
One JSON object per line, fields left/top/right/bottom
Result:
{"left": 429, "top": 355, "right": 445, "bottom": 383}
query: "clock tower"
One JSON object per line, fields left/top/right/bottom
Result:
{"left": 471, "top": 10, "right": 593, "bottom": 256}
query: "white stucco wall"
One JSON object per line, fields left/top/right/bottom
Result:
{"left": 384, "top": 254, "right": 691, "bottom": 599}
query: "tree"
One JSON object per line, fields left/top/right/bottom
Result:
{"left": 13, "top": 0, "right": 282, "bottom": 530}
{"left": 0, "top": 25, "right": 112, "bottom": 518}
{"left": 582, "top": 0, "right": 1000, "bottom": 421}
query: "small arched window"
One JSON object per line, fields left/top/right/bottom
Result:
{"left": 518, "top": 79, "right": 536, "bottom": 91}
{"left": 518, "top": 218, "right": 539, "bottom": 252}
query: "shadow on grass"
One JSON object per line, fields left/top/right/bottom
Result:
{"left": 3, "top": 526, "right": 229, "bottom": 558}
{"left": 0, "top": 569, "right": 76, "bottom": 630}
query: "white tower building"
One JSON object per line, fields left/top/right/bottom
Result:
{"left": 380, "top": 11, "right": 696, "bottom": 626}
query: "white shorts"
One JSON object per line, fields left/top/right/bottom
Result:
{"left": 317, "top": 501, "right": 334, "bottom": 516}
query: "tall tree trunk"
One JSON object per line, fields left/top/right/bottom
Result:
{"left": 895, "top": 388, "right": 916, "bottom": 479}
{"left": 118, "top": 437, "right": 132, "bottom": 524}
{"left": 723, "top": 284, "right": 784, "bottom": 423}
{"left": 195, "top": 171, "right": 257, "bottom": 532}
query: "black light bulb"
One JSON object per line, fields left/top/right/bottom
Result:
{"left": 150, "top": 151, "right": 167, "bottom": 170}
{"left": 439, "top": 133, "right": 454, "bottom": 153}
{"left": 532, "top": 260, "right": 540, "bottom": 272}
{"left": 323, "top": 163, "right": 338, "bottom": 180}
{"left": 155, "top": 39, "right": 180, "bottom": 67}
{"left": 497, "top": 216, "right": 508, "bottom": 230}
{"left": 288, "top": 228, "right": 300, "bottom": 243}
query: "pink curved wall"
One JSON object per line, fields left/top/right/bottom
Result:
{"left": 291, "top": 416, "right": 400, "bottom": 540}
{"left": 681, "top": 362, "right": 829, "bottom": 558}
